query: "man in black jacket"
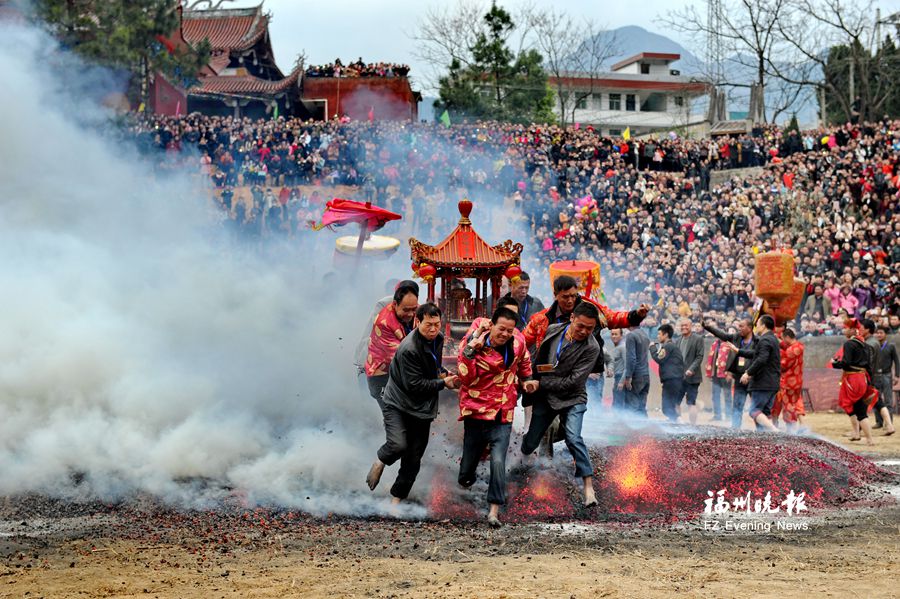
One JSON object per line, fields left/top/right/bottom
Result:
{"left": 703, "top": 316, "right": 755, "bottom": 429}
{"left": 366, "top": 304, "right": 460, "bottom": 504}
{"left": 735, "top": 315, "right": 780, "bottom": 432}
{"left": 676, "top": 318, "right": 705, "bottom": 425}
{"left": 872, "top": 326, "right": 898, "bottom": 433}
{"left": 503, "top": 271, "right": 545, "bottom": 332}
{"left": 650, "top": 324, "right": 685, "bottom": 422}
{"left": 522, "top": 302, "right": 602, "bottom": 507}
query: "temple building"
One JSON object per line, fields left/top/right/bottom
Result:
{"left": 150, "top": 3, "right": 418, "bottom": 121}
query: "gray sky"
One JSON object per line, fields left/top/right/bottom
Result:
{"left": 225, "top": 0, "right": 898, "bottom": 94}
{"left": 231, "top": 0, "right": 691, "bottom": 92}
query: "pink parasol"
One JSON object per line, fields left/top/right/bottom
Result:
{"left": 311, "top": 198, "right": 401, "bottom": 233}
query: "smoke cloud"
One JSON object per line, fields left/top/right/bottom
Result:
{"left": 0, "top": 15, "right": 549, "bottom": 517}
{"left": 0, "top": 21, "right": 416, "bottom": 514}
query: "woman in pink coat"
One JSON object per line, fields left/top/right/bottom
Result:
{"left": 834, "top": 284, "right": 859, "bottom": 316}
{"left": 823, "top": 279, "right": 842, "bottom": 315}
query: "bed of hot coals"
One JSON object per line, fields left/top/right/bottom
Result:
{"left": 429, "top": 429, "right": 898, "bottom": 524}
{"left": 0, "top": 430, "right": 896, "bottom": 563}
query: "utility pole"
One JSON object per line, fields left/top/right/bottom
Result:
{"left": 707, "top": 0, "right": 724, "bottom": 85}
{"left": 848, "top": 58, "right": 855, "bottom": 108}
{"left": 819, "top": 85, "right": 827, "bottom": 127}
{"left": 874, "top": 9, "right": 881, "bottom": 53}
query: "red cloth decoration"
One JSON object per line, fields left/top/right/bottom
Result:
{"left": 314, "top": 198, "right": 401, "bottom": 232}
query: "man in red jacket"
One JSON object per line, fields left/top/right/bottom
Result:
{"left": 457, "top": 306, "right": 533, "bottom": 528}
{"left": 832, "top": 319, "right": 879, "bottom": 445}
{"left": 522, "top": 275, "right": 649, "bottom": 428}
{"left": 523, "top": 276, "right": 646, "bottom": 352}
{"left": 774, "top": 328, "right": 807, "bottom": 433}
{"left": 364, "top": 282, "right": 419, "bottom": 409}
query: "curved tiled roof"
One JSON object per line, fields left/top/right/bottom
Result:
{"left": 409, "top": 200, "right": 522, "bottom": 269}
{"left": 182, "top": 5, "right": 268, "bottom": 52}
{"left": 207, "top": 51, "right": 232, "bottom": 74}
{"left": 192, "top": 65, "right": 302, "bottom": 96}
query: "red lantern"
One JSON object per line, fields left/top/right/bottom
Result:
{"left": 418, "top": 263, "right": 437, "bottom": 283}
{"left": 411, "top": 261, "right": 419, "bottom": 275}
{"left": 755, "top": 251, "right": 795, "bottom": 308}
{"left": 504, "top": 264, "right": 522, "bottom": 285}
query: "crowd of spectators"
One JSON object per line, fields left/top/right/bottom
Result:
{"left": 304, "top": 58, "right": 410, "bottom": 78}
{"left": 124, "top": 111, "right": 900, "bottom": 337}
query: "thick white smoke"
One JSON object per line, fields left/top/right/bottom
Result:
{"left": 0, "top": 21, "right": 420, "bottom": 514}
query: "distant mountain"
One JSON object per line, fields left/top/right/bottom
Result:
{"left": 587, "top": 26, "right": 819, "bottom": 125}
{"left": 418, "top": 25, "right": 819, "bottom": 125}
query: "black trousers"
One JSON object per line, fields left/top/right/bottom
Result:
{"left": 367, "top": 374, "right": 389, "bottom": 412}
{"left": 458, "top": 418, "right": 512, "bottom": 505}
{"left": 377, "top": 406, "right": 433, "bottom": 499}
{"left": 874, "top": 374, "right": 892, "bottom": 426}
{"left": 661, "top": 379, "right": 683, "bottom": 422}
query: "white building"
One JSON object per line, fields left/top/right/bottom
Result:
{"left": 548, "top": 53, "right": 709, "bottom": 137}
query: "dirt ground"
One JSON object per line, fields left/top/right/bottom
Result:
{"left": 2, "top": 412, "right": 899, "bottom": 599}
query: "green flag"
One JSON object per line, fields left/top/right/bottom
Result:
{"left": 273, "top": 103, "right": 279, "bottom": 120}
{"left": 439, "top": 109, "right": 451, "bottom": 127}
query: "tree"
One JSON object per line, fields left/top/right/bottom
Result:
{"left": 472, "top": 2, "right": 515, "bottom": 111}
{"left": 34, "top": 0, "right": 210, "bottom": 105}
{"left": 529, "top": 8, "right": 618, "bottom": 127}
{"left": 660, "top": 0, "right": 792, "bottom": 123}
{"left": 431, "top": 1, "right": 553, "bottom": 124}
{"left": 771, "top": 0, "right": 898, "bottom": 124}
{"left": 435, "top": 58, "right": 486, "bottom": 117}
{"left": 782, "top": 113, "right": 800, "bottom": 139}
{"left": 504, "top": 48, "right": 556, "bottom": 124}
{"left": 877, "top": 35, "right": 900, "bottom": 118}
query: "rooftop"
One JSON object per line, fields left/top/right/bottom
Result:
{"left": 191, "top": 65, "right": 302, "bottom": 96}
{"left": 611, "top": 52, "right": 681, "bottom": 72}
{"left": 409, "top": 200, "right": 522, "bottom": 270}
{"left": 182, "top": 5, "right": 268, "bottom": 52}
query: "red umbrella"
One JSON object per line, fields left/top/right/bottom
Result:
{"left": 311, "top": 199, "right": 403, "bottom": 265}
{"left": 312, "top": 198, "right": 401, "bottom": 232}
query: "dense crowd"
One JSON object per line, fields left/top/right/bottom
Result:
{"left": 125, "top": 112, "right": 900, "bottom": 336}
{"left": 304, "top": 58, "right": 410, "bottom": 78}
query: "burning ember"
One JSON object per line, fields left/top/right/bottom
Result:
{"left": 427, "top": 468, "right": 478, "bottom": 520}
{"left": 426, "top": 430, "right": 897, "bottom": 524}
{"left": 601, "top": 441, "right": 668, "bottom": 512}
{"left": 505, "top": 471, "right": 575, "bottom": 521}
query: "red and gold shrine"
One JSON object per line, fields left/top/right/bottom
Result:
{"left": 755, "top": 251, "right": 795, "bottom": 308}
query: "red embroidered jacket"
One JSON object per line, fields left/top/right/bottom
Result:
{"left": 457, "top": 318, "right": 532, "bottom": 423}
{"left": 704, "top": 339, "right": 730, "bottom": 379}
{"left": 364, "top": 304, "right": 410, "bottom": 376}
{"left": 779, "top": 339, "right": 804, "bottom": 392}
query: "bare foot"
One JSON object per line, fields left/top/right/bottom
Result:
{"left": 390, "top": 496, "right": 402, "bottom": 505}
{"left": 885, "top": 429, "right": 896, "bottom": 436}
{"left": 366, "top": 460, "right": 385, "bottom": 490}
{"left": 487, "top": 514, "right": 502, "bottom": 528}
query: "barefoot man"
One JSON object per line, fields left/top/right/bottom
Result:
{"left": 832, "top": 318, "right": 880, "bottom": 445}
{"left": 521, "top": 302, "right": 602, "bottom": 507}
{"left": 366, "top": 303, "right": 459, "bottom": 503}
{"left": 457, "top": 306, "right": 533, "bottom": 528}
